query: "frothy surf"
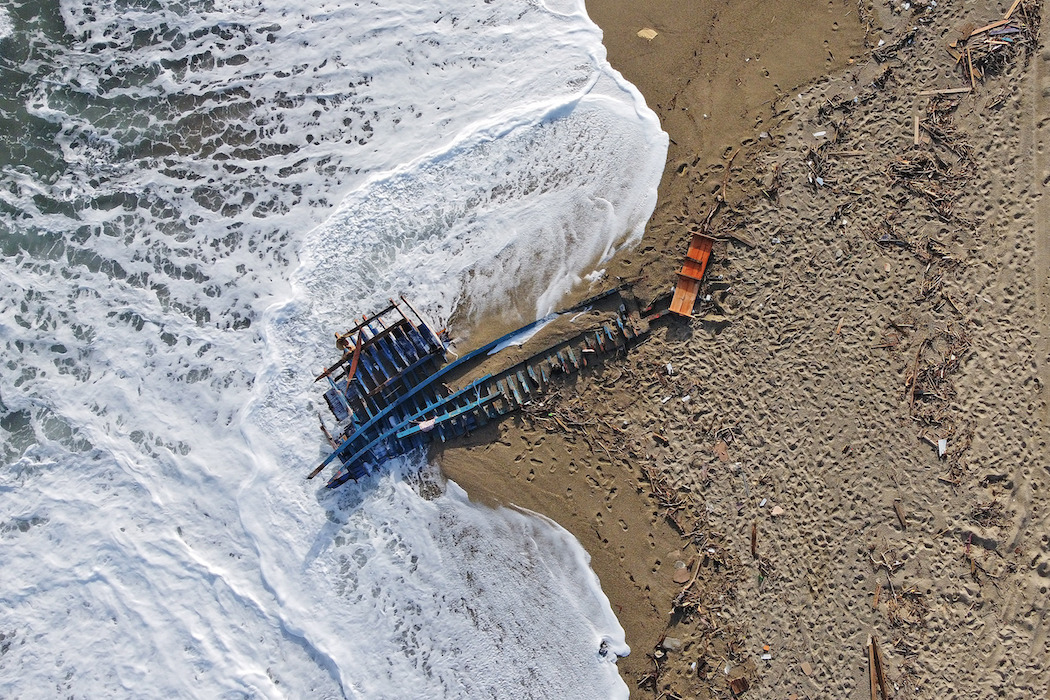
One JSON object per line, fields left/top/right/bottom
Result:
{"left": 0, "top": 0, "right": 666, "bottom": 696}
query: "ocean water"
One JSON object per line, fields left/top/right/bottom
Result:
{"left": 0, "top": 0, "right": 666, "bottom": 697}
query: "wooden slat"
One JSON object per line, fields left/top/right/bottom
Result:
{"left": 338, "top": 302, "right": 397, "bottom": 339}
{"left": 516, "top": 370, "right": 531, "bottom": 395}
{"left": 322, "top": 376, "right": 494, "bottom": 480}
{"left": 671, "top": 234, "right": 714, "bottom": 317}
{"left": 670, "top": 277, "right": 701, "bottom": 317}
{"left": 686, "top": 233, "right": 714, "bottom": 262}
{"left": 969, "top": 18, "right": 1009, "bottom": 37}
{"left": 399, "top": 295, "right": 444, "bottom": 352}
{"left": 316, "top": 318, "right": 409, "bottom": 381}
{"left": 566, "top": 347, "right": 580, "bottom": 370}
{"left": 679, "top": 256, "right": 708, "bottom": 281}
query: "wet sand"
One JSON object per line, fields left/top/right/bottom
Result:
{"left": 441, "top": 0, "right": 1050, "bottom": 696}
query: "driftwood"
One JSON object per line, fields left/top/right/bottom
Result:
{"left": 893, "top": 501, "right": 908, "bottom": 530}
{"left": 867, "top": 635, "right": 890, "bottom": 700}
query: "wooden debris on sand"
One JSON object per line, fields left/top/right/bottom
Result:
{"left": 888, "top": 151, "right": 967, "bottom": 221}
{"left": 669, "top": 233, "right": 714, "bottom": 317}
{"left": 893, "top": 500, "right": 908, "bottom": 530}
{"left": 867, "top": 635, "right": 890, "bottom": 700}
{"left": 670, "top": 149, "right": 748, "bottom": 318}
{"left": 873, "top": 28, "right": 917, "bottom": 63}
{"left": 953, "top": 1, "right": 1042, "bottom": 86}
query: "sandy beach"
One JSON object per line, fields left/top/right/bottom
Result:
{"left": 440, "top": 0, "right": 1049, "bottom": 697}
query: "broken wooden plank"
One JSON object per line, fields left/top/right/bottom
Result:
{"left": 867, "top": 636, "right": 880, "bottom": 700}
{"left": 907, "top": 339, "right": 924, "bottom": 412}
{"left": 893, "top": 500, "right": 908, "bottom": 530}
{"left": 719, "top": 228, "right": 757, "bottom": 247}
{"left": 872, "top": 636, "right": 889, "bottom": 700}
{"left": 670, "top": 234, "right": 714, "bottom": 317}
{"left": 670, "top": 277, "right": 701, "bottom": 317}
{"left": 917, "top": 87, "right": 972, "bottom": 96}
{"left": 969, "top": 18, "right": 1009, "bottom": 37}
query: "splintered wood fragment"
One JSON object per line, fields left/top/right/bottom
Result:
{"left": 723, "top": 228, "right": 757, "bottom": 247}
{"left": 683, "top": 554, "right": 703, "bottom": 591}
{"left": 835, "top": 316, "right": 845, "bottom": 335}
{"left": 751, "top": 523, "right": 758, "bottom": 559}
{"left": 969, "top": 18, "right": 1009, "bottom": 37}
{"left": 872, "top": 583, "right": 882, "bottom": 608}
{"left": 907, "top": 339, "right": 924, "bottom": 412}
{"left": 894, "top": 500, "right": 908, "bottom": 530}
{"left": 967, "top": 48, "right": 976, "bottom": 91}
{"left": 872, "top": 636, "right": 889, "bottom": 700}
{"left": 653, "top": 432, "right": 669, "bottom": 445}
{"left": 1004, "top": 0, "right": 1023, "bottom": 20}
{"left": 867, "top": 636, "right": 879, "bottom": 700}
{"left": 719, "top": 148, "right": 739, "bottom": 203}
{"left": 918, "top": 87, "right": 972, "bottom": 96}
{"left": 913, "top": 114, "right": 920, "bottom": 146}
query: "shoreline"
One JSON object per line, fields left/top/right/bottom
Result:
{"left": 441, "top": 0, "right": 1050, "bottom": 697}
{"left": 439, "top": 0, "right": 867, "bottom": 685}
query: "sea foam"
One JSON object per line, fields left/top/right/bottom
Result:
{"left": 0, "top": 0, "right": 666, "bottom": 696}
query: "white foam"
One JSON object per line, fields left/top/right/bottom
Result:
{"left": 0, "top": 0, "right": 665, "bottom": 696}
{"left": 0, "top": 8, "right": 11, "bottom": 41}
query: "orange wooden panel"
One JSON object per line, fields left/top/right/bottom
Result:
{"left": 669, "top": 276, "right": 700, "bottom": 317}
{"left": 679, "top": 256, "right": 707, "bottom": 281}
{"left": 686, "top": 234, "right": 713, "bottom": 263}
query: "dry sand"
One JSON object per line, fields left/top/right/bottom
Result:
{"left": 440, "top": 0, "right": 1050, "bottom": 697}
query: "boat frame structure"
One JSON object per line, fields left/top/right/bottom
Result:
{"left": 309, "top": 287, "right": 660, "bottom": 488}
